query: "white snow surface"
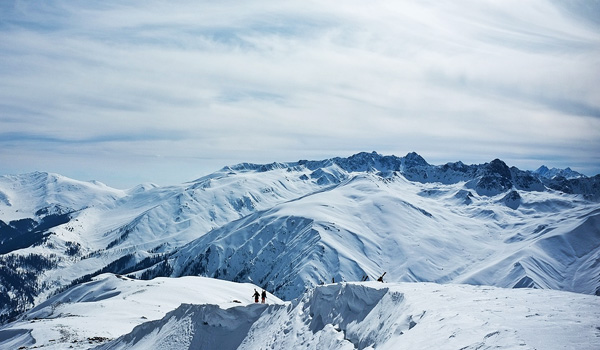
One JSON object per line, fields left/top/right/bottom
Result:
{"left": 159, "top": 172, "right": 600, "bottom": 299}
{"left": 6, "top": 274, "right": 595, "bottom": 350}
{"left": 91, "top": 280, "right": 600, "bottom": 350}
{"left": 0, "top": 171, "right": 126, "bottom": 222}
{"left": 0, "top": 274, "right": 281, "bottom": 349}
{"left": 1, "top": 153, "right": 600, "bottom": 349}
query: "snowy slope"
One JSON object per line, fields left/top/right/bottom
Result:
{"left": 0, "top": 273, "right": 281, "bottom": 349}
{"left": 1, "top": 152, "right": 599, "bottom": 325}
{"left": 0, "top": 171, "right": 126, "bottom": 222}
{"left": 142, "top": 171, "right": 600, "bottom": 299}
{"left": 0, "top": 168, "right": 327, "bottom": 321}
{"left": 96, "top": 281, "right": 600, "bottom": 350}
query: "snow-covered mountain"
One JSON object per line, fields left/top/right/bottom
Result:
{"left": 534, "top": 165, "right": 585, "bottom": 180}
{"left": 1, "top": 152, "right": 599, "bottom": 328}
{"left": 141, "top": 169, "right": 600, "bottom": 299}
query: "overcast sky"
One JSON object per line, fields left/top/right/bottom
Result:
{"left": 1, "top": 0, "right": 599, "bottom": 188}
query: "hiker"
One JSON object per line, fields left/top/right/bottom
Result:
{"left": 261, "top": 290, "right": 267, "bottom": 304}
{"left": 377, "top": 272, "right": 386, "bottom": 283}
{"left": 253, "top": 289, "right": 260, "bottom": 303}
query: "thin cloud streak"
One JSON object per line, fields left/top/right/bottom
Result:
{"left": 0, "top": 0, "right": 599, "bottom": 188}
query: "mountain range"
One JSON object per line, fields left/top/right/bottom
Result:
{"left": 1, "top": 151, "right": 599, "bottom": 342}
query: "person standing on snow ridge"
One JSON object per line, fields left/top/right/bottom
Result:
{"left": 253, "top": 289, "right": 260, "bottom": 303}
{"left": 261, "top": 290, "right": 267, "bottom": 304}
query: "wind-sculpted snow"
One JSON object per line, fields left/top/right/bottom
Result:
{"left": 95, "top": 282, "right": 600, "bottom": 350}
{"left": 0, "top": 274, "right": 282, "bottom": 349}
{"left": 97, "top": 303, "right": 274, "bottom": 350}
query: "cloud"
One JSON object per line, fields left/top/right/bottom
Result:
{"left": 1, "top": 0, "right": 599, "bottom": 187}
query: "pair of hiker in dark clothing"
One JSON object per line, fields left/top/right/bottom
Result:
{"left": 253, "top": 289, "right": 267, "bottom": 303}
{"left": 253, "top": 272, "right": 386, "bottom": 303}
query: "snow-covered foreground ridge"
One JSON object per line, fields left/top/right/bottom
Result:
{"left": 3, "top": 275, "right": 598, "bottom": 349}
{"left": 97, "top": 279, "right": 600, "bottom": 350}
{"left": 1, "top": 151, "right": 600, "bottom": 324}
{"left": 0, "top": 274, "right": 282, "bottom": 350}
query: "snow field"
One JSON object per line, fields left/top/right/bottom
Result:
{"left": 0, "top": 274, "right": 281, "bottom": 349}
{"left": 96, "top": 280, "right": 600, "bottom": 350}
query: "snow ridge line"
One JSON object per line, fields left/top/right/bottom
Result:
{"left": 96, "top": 303, "right": 278, "bottom": 350}
{"left": 97, "top": 283, "right": 411, "bottom": 350}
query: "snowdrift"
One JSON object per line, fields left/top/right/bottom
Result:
{"left": 97, "top": 281, "right": 600, "bottom": 350}
{"left": 0, "top": 274, "right": 281, "bottom": 350}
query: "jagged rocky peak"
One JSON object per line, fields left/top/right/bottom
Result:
{"left": 535, "top": 165, "right": 550, "bottom": 175}
{"left": 482, "top": 159, "right": 512, "bottom": 179}
{"left": 207, "top": 153, "right": 599, "bottom": 200}
{"left": 221, "top": 151, "right": 431, "bottom": 175}
{"left": 321, "top": 151, "right": 431, "bottom": 174}
{"left": 333, "top": 151, "right": 398, "bottom": 172}
{"left": 510, "top": 167, "right": 545, "bottom": 192}
{"left": 403, "top": 151, "right": 429, "bottom": 168}
{"left": 468, "top": 159, "right": 514, "bottom": 196}
{"left": 534, "top": 165, "right": 585, "bottom": 180}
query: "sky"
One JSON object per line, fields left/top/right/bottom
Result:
{"left": 1, "top": 0, "right": 599, "bottom": 189}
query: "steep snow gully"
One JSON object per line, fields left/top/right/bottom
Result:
{"left": 97, "top": 282, "right": 600, "bottom": 350}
